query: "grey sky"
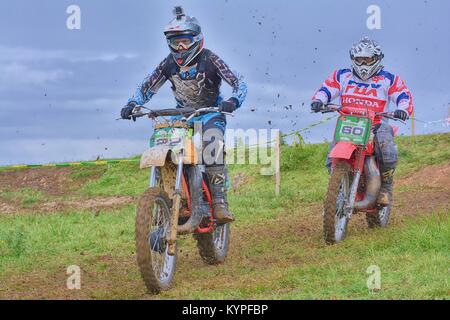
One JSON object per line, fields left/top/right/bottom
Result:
{"left": 0, "top": 0, "right": 449, "bottom": 165}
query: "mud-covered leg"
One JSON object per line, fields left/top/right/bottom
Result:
{"left": 202, "top": 115, "right": 235, "bottom": 224}
{"left": 374, "top": 123, "right": 398, "bottom": 206}
{"left": 206, "top": 165, "right": 235, "bottom": 224}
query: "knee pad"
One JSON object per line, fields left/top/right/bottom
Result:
{"left": 202, "top": 128, "right": 225, "bottom": 166}
{"left": 375, "top": 124, "right": 398, "bottom": 168}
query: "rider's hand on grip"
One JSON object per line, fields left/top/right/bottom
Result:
{"left": 393, "top": 109, "right": 408, "bottom": 121}
{"left": 121, "top": 103, "right": 137, "bottom": 121}
{"left": 219, "top": 98, "right": 238, "bottom": 113}
{"left": 311, "top": 100, "right": 325, "bottom": 113}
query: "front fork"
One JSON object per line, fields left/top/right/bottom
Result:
{"left": 344, "top": 151, "right": 365, "bottom": 220}
{"left": 149, "top": 154, "right": 184, "bottom": 257}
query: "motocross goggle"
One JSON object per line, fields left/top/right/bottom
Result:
{"left": 167, "top": 34, "right": 202, "bottom": 52}
{"left": 352, "top": 55, "right": 379, "bottom": 66}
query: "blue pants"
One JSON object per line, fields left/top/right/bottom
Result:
{"left": 172, "top": 112, "right": 226, "bottom": 166}
{"left": 200, "top": 114, "right": 227, "bottom": 167}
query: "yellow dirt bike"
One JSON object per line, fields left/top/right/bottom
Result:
{"left": 131, "top": 106, "right": 232, "bottom": 294}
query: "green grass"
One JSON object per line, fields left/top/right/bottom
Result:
{"left": 396, "top": 133, "right": 450, "bottom": 176}
{"left": 77, "top": 162, "right": 149, "bottom": 197}
{"left": 277, "top": 213, "right": 449, "bottom": 300}
{"left": 0, "top": 207, "right": 136, "bottom": 275}
{"left": 0, "top": 188, "right": 45, "bottom": 208}
{"left": 0, "top": 133, "right": 449, "bottom": 299}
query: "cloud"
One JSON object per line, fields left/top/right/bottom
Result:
{"left": 0, "top": 45, "right": 139, "bottom": 64}
{"left": 0, "top": 45, "right": 140, "bottom": 89}
{"left": 0, "top": 62, "right": 73, "bottom": 86}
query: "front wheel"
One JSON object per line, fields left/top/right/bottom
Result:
{"left": 136, "top": 188, "right": 177, "bottom": 294}
{"left": 194, "top": 223, "right": 230, "bottom": 265}
{"left": 366, "top": 205, "right": 392, "bottom": 228}
{"left": 323, "top": 162, "right": 352, "bottom": 245}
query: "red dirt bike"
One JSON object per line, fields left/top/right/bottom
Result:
{"left": 320, "top": 104, "right": 404, "bottom": 244}
{"left": 129, "top": 106, "right": 232, "bottom": 294}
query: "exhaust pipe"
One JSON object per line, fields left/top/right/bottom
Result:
{"left": 354, "top": 156, "right": 381, "bottom": 210}
{"left": 177, "top": 213, "right": 203, "bottom": 235}
{"left": 177, "top": 166, "right": 207, "bottom": 235}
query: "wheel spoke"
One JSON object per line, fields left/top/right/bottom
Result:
{"left": 149, "top": 198, "right": 174, "bottom": 283}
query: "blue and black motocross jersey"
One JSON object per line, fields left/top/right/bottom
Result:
{"left": 128, "top": 49, "right": 247, "bottom": 116}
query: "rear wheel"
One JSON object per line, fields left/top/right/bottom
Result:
{"left": 323, "top": 162, "right": 352, "bottom": 245}
{"left": 194, "top": 223, "right": 230, "bottom": 265}
{"left": 136, "top": 188, "right": 177, "bottom": 294}
{"left": 366, "top": 205, "right": 392, "bottom": 228}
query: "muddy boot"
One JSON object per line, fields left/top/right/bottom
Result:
{"left": 377, "top": 168, "right": 395, "bottom": 206}
{"left": 206, "top": 165, "right": 235, "bottom": 224}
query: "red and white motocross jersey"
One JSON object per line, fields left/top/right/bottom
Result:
{"left": 313, "top": 69, "right": 414, "bottom": 125}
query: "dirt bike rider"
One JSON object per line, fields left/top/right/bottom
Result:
{"left": 121, "top": 7, "right": 247, "bottom": 224}
{"left": 311, "top": 36, "right": 414, "bottom": 206}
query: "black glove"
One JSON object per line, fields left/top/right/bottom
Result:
{"left": 121, "top": 103, "right": 136, "bottom": 121}
{"left": 394, "top": 109, "right": 408, "bottom": 121}
{"left": 219, "top": 98, "right": 238, "bottom": 113}
{"left": 311, "top": 100, "right": 325, "bottom": 113}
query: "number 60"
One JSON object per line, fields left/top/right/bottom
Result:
{"left": 342, "top": 126, "right": 364, "bottom": 136}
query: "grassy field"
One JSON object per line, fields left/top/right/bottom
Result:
{"left": 0, "top": 133, "right": 449, "bottom": 299}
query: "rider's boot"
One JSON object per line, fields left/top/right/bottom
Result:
{"left": 206, "top": 165, "right": 235, "bottom": 224}
{"left": 377, "top": 168, "right": 395, "bottom": 206}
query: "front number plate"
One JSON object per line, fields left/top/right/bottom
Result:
{"left": 334, "top": 115, "right": 371, "bottom": 146}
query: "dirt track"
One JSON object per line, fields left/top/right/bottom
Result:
{"left": 0, "top": 162, "right": 449, "bottom": 299}
{"left": 0, "top": 166, "right": 134, "bottom": 214}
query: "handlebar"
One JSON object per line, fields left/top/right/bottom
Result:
{"left": 319, "top": 103, "right": 405, "bottom": 123}
{"left": 132, "top": 107, "right": 198, "bottom": 119}
{"left": 119, "top": 106, "right": 234, "bottom": 121}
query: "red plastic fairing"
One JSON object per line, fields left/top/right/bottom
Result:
{"left": 330, "top": 141, "right": 357, "bottom": 160}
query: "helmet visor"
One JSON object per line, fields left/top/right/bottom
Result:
{"left": 353, "top": 56, "right": 378, "bottom": 66}
{"left": 168, "top": 35, "right": 195, "bottom": 52}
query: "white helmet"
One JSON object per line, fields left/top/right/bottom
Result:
{"left": 350, "top": 36, "right": 384, "bottom": 81}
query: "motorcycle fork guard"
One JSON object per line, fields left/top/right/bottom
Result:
{"left": 166, "top": 154, "right": 184, "bottom": 256}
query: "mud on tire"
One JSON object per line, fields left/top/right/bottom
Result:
{"left": 135, "top": 188, "right": 176, "bottom": 294}
{"left": 366, "top": 205, "right": 392, "bottom": 228}
{"left": 323, "top": 162, "right": 351, "bottom": 245}
{"left": 194, "top": 223, "right": 230, "bottom": 265}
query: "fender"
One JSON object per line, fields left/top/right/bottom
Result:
{"left": 330, "top": 141, "right": 357, "bottom": 160}
{"left": 140, "top": 139, "right": 199, "bottom": 169}
{"left": 140, "top": 146, "right": 172, "bottom": 169}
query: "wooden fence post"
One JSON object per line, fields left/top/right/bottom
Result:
{"left": 275, "top": 130, "right": 281, "bottom": 196}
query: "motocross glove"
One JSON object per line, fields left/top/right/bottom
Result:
{"left": 121, "top": 102, "right": 137, "bottom": 121}
{"left": 219, "top": 98, "right": 239, "bottom": 113}
{"left": 393, "top": 109, "right": 409, "bottom": 121}
{"left": 311, "top": 100, "right": 325, "bottom": 113}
